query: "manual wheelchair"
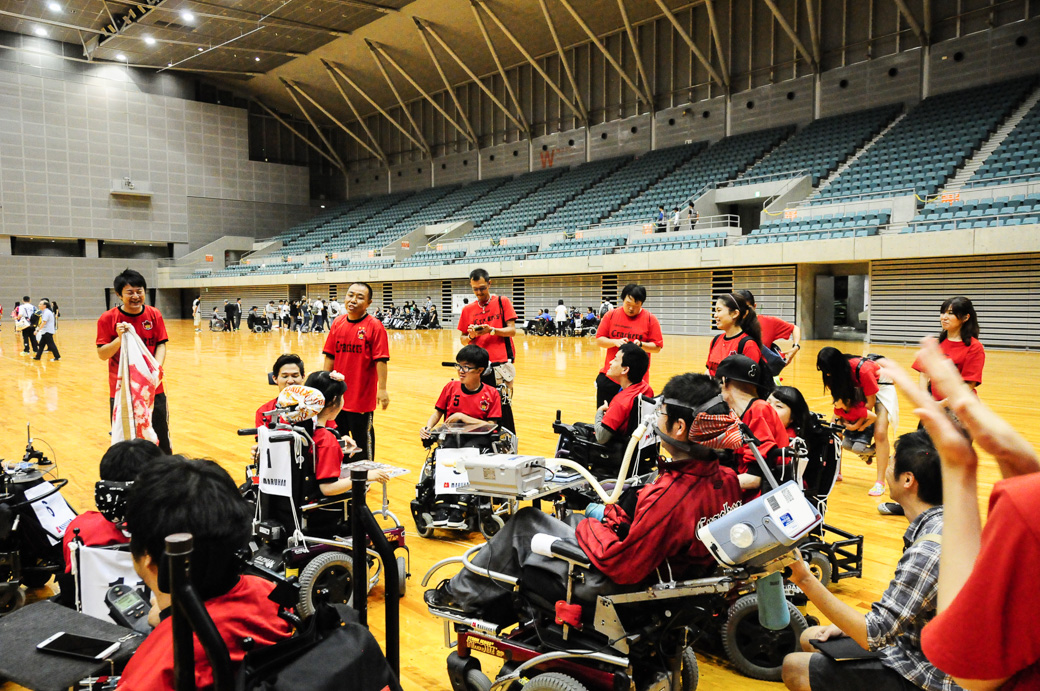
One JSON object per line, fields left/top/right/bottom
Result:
{"left": 411, "top": 421, "right": 518, "bottom": 540}
{"left": 238, "top": 402, "right": 410, "bottom": 617}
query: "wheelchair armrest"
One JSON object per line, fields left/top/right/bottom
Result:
{"left": 531, "top": 534, "right": 592, "bottom": 570}
{"left": 300, "top": 494, "right": 350, "bottom": 511}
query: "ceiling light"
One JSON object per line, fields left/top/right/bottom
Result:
{"left": 167, "top": 62, "right": 173, "bottom": 67}
{"left": 33, "top": 26, "right": 47, "bottom": 36}
{"left": 254, "top": 56, "right": 260, "bottom": 61}
{"left": 144, "top": 36, "right": 156, "bottom": 45}
{"left": 116, "top": 53, "right": 126, "bottom": 61}
{"left": 180, "top": 10, "right": 195, "bottom": 22}
{"left": 197, "top": 46, "right": 203, "bottom": 51}
{"left": 47, "top": 1, "right": 61, "bottom": 11}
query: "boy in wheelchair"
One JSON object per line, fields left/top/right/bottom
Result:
{"left": 418, "top": 345, "right": 502, "bottom": 530}
{"left": 424, "top": 372, "right": 743, "bottom": 618}
{"left": 118, "top": 456, "right": 293, "bottom": 689}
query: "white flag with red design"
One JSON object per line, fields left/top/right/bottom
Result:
{"left": 111, "top": 325, "right": 161, "bottom": 447}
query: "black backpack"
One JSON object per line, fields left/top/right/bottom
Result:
{"left": 710, "top": 333, "right": 776, "bottom": 394}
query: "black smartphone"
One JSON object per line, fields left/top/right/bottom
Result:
{"left": 37, "top": 632, "right": 121, "bottom": 660}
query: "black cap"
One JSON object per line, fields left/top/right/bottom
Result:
{"left": 715, "top": 353, "right": 759, "bottom": 385}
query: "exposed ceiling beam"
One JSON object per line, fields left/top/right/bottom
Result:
{"left": 923, "top": 0, "right": 932, "bottom": 41}
{"left": 323, "top": 60, "right": 430, "bottom": 156}
{"left": 417, "top": 16, "right": 527, "bottom": 136}
{"left": 804, "top": 0, "right": 821, "bottom": 65}
{"left": 703, "top": 0, "right": 729, "bottom": 84}
{"left": 278, "top": 79, "right": 346, "bottom": 172}
{"left": 321, "top": 58, "right": 387, "bottom": 166}
{"left": 320, "top": 0, "right": 397, "bottom": 15}
{"left": 86, "top": 0, "right": 170, "bottom": 58}
{"left": 616, "top": 0, "right": 653, "bottom": 110}
{"left": 476, "top": 0, "right": 586, "bottom": 124}
{"left": 0, "top": 39, "right": 259, "bottom": 75}
{"left": 412, "top": 20, "right": 480, "bottom": 145}
{"left": 649, "top": 0, "right": 727, "bottom": 88}
{"left": 254, "top": 99, "right": 345, "bottom": 171}
{"left": 286, "top": 79, "right": 386, "bottom": 165}
{"left": 103, "top": 0, "right": 348, "bottom": 38}
{"left": 762, "top": 0, "right": 816, "bottom": 69}
{"left": 556, "top": 0, "right": 651, "bottom": 107}
{"left": 537, "top": 0, "right": 587, "bottom": 124}
{"left": 364, "top": 40, "right": 431, "bottom": 156}
{"left": 0, "top": 9, "right": 105, "bottom": 35}
{"left": 892, "top": 0, "right": 928, "bottom": 44}
{"left": 368, "top": 39, "right": 477, "bottom": 147}
{"left": 468, "top": 5, "right": 530, "bottom": 137}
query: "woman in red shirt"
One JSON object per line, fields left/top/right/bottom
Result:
{"left": 817, "top": 347, "right": 899, "bottom": 497}
{"left": 912, "top": 296, "right": 984, "bottom": 402}
{"left": 705, "top": 293, "right": 764, "bottom": 377}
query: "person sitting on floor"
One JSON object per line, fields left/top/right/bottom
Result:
{"left": 116, "top": 456, "right": 294, "bottom": 690}
{"left": 424, "top": 373, "right": 742, "bottom": 620}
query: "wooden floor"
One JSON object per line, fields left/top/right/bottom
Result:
{"left": 3, "top": 320, "right": 1037, "bottom": 690}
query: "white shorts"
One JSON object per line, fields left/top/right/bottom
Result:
{"left": 874, "top": 382, "right": 900, "bottom": 436}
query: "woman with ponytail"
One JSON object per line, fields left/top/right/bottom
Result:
{"left": 705, "top": 293, "right": 764, "bottom": 377}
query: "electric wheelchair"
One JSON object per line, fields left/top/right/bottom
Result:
{"left": 238, "top": 388, "right": 410, "bottom": 617}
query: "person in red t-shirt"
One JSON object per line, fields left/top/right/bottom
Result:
{"left": 96, "top": 269, "right": 171, "bottom": 454}
{"left": 594, "top": 343, "right": 654, "bottom": 445}
{"left": 717, "top": 354, "right": 790, "bottom": 502}
{"left": 882, "top": 341, "right": 1040, "bottom": 691}
{"left": 117, "top": 457, "right": 293, "bottom": 691}
{"left": 735, "top": 289, "right": 802, "bottom": 368}
{"left": 322, "top": 282, "right": 389, "bottom": 462}
{"left": 255, "top": 354, "right": 306, "bottom": 427}
{"left": 420, "top": 345, "right": 502, "bottom": 529}
{"left": 458, "top": 268, "right": 518, "bottom": 434}
{"left": 912, "top": 296, "right": 985, "bottom": 402}
{"left": 594, "top": 283, "right": 664, "bottom": 406}
{"left": 817, "top": 347, "right": 899, "bottom": 498}
{"left": 705, "top": 293, "right": 765, "bottom": 378}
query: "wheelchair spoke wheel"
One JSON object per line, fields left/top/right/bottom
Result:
{"left": 722, "top": 594, "right": 807, "bottom": 681}
{"left": 523, "top": 672, "right": 589, "bottom": 691}
{"left": 464, "top": 669, "right": 492, "bottom": 691}
{"left": 298, "top": 552, "right": 354, "bottom": 618}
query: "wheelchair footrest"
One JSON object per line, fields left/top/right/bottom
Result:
{"left": 821, "top": 523, "right": 865, "bottom": 581}
{"left": 554, "top": 601, "right": 582, "bottom": 629}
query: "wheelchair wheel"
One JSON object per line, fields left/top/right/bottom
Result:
{"left": 479, "top": 513, "right": 505, "bottom": 540}
{"left": 0, "top": 584, "right": 26, "bottom": 614}
{"left": 464, "top": 669, "right": 492, "bottom": 691}
{"left": 415, "top": 512, "right": 435, "bottom": 539}
{"left": 20, "top": 570, "right": 52, "bottom": 589}
{"left": 396, "top": 555, "right": 407, "bottom": 597}
{"left": 523, "top": 672, "right": 589, "bottom": 690}
{"left": 298, "top": 551, "right": 354, "bottom": 617}
{"left": 676, "top": 646, "right": 699, "bottom": 691}
{"left": 722, "top": 593, "right": 807, "bottom": 681}
{"left": 805, "top": 550, "right": 833, "bottom": 589}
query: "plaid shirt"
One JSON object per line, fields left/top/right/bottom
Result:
{"left": 866, "top": 506, "right": 963, "bottom": 691}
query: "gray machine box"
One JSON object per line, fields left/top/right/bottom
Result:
{"left": 458, "top": 454, "right": 546, "bottom": 494}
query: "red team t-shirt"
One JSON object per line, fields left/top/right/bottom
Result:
{"left": 921, "top": 473, "right": 1040, "bottom": 690}
{"left": 116, "top": 576, "right": 292, "bottom": 691}
{"left": 96, "top": 306, "right": 169, "bottom": 397}
{"left": 847, "top": 357, "right": 880, "bottom": 397}
{"left": 757, "top": 314, "right": 795, "bottom": 348}
{"left": 735, "top": 399, "right": 790, "bottom": 502}
{"left": 596, "top": 309, "right": 664, "bottom": 384}
{"left": 705, "top": 332, "right": 763, "bottom": 377}
{"left": 312, "top": 426, "right": 344, "bottom": 483}
{"left": 457, "top": 296, "right": 518, "bottom": 363}
{"left": 61, "top": 511, "right": 129, "bottom": 574}
{"left": 912, "top": 337, "right": 985, "bottom": 400}
{"left": 601, "top": 380, "right": 654, "bottom": 436}
{"left": 322, "top": 314, "right": 390, "bottom": 413}
{"left": 833, "top": 401, "right": 870, "bottom": 423}
{"left": 435, "top": 380, "right": 502, "bottom": 421}
{"left": 255, "top": 398, "right": 277, "bottom": 428}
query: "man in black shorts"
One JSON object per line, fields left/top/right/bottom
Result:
{"left": 458, "top": 268, "right": 518, "bottom": 434}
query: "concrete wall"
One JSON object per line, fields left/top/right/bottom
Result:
{"left": 432, "top": 150, "right": 481, "bottom": 187}
{"left": 531, "top": 128, "right": 586, "bottom": 170}
{"left": 729, "top": 76, "right": 816, "bottom": 135}
{"left": 818, "top": 51, "right": 922, "bottom": 118}
{"left": 653, "top": 97, "right": 728, "bottom": 148}
{"left": 929, "top": 18, "right": 1040, "bottom": 97}
{"left": 588, "top": 114, "right": 653, "bottom": 160}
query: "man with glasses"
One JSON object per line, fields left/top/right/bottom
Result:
{"left": 97, "top": 269, "right": 171, "bottom": 454}
{"left": 459, "top": 268, "right": 517, "bottom": 434}
{"left": 322, "top": 282, "right": 389, "bottom": 462}
{"left": 420, "top": 344, "right": 502, "bottom": 528}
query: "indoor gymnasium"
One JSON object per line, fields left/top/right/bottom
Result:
{"left": 1, "top": 1, "right": 1039, "bottom": 690}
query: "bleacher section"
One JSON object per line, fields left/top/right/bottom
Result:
{"left": 313, "top": 186, "right": 455, "bottom": 255}
{"left": 619, "top": 231, "right": 728, "bottom": 252}
{"left": 395, "top": 248, "right": 468, "bottom": 268}
{"left": 526, "top": 143, "right": 705, "bottom": 234}
{"left": 464, "top": 243, "right": 540, "bottom": 262}
{"left": 605, "top": 126, "right": 794, "bottom": 224}
{"left": 812, "top": 78, "right": 1035, "bottom": 202}
{"left": 527, "top": 235, "right": 627, "bottom": 260}
{"left": 469, "top": 158, "right": 629, "bottom": 240}
{"left": 968, "top": 99, "right": 1040, "bottom": 186}
{"left": 268, "top": 200, "right": 364, "bottom": 248}
{"left": 742, "top": 209, "right": 891, "bottom": 244}
{"left": 451, "top": 168, "right": 563, "bottom": 232}
{"left": 282, "top": 192, "right": 412, "bottom": 256}
{"left": 736, "top": 106, "right": 901, "bottom": 186}
{"left": 905, "top": 194, "right": 1040, "bottom": 232}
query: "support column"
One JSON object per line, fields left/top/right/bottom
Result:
{"left": 0, "top": 235, "right": 12, "bottom": 256}
{"left": 84, "top": 238, "right": 99, "bottom": 258}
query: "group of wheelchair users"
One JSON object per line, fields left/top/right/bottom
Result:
{"left": 53, "top": 282, "right": 1010, "bottom": 691}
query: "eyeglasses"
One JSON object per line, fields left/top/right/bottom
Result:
{"left": 455, "top": 364, "right": 476, "bottom": 373}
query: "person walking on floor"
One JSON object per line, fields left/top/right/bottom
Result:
{"left": 33, "top": 298, "right": 59, "bottom": 361}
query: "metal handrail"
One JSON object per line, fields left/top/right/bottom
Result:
{"left": 724, "top": 168, "right": 812, "bottom": 186}
{"left": 906, "top": 209, "right": 1039, "bottom": 228}
{"left": 962, "top": 171, "right": 1040, "bottom": 189}
{"left": 802, "top": 186, "right": 915, "bottom": 206}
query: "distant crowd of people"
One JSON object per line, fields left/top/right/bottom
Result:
{"left": 375, "top": 298, "right": 441, "bottom": 330}
{"left": 192, "top": 296, "right": 344, "bottom": 333}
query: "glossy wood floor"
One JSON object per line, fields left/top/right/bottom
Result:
{"left": 3, "top": 320, "right": 1037, "bottom": 690}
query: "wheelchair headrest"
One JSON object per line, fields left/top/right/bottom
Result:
{"left": 275, "top": 385, "right": 325, "bottom": 423}
{"left": 95, "top": 479, "right": 133, "bottom": 524}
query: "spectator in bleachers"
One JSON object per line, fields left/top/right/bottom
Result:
{"left": 686, "top": 201, "right": 698, "bottom": 231}
{"left": 884, "top": 342, "right": 1040, "bottom": 691}
{"left": 655, "top": 205, "right": 666, "bottom": 232}
{"left": 781, "top": 428, "right": 955, "bottom": 691}
{"left": 670, "top": 207, "right": 681, "bottom": 232}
